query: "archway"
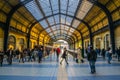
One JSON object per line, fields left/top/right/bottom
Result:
{"left": 8, "top": 35, "right": 16, "bottom": 49}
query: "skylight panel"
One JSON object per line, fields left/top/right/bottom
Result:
{"left": 56, "top": 25, "right": 60, "bottom": 29}
{"left": 61, "top": 0, "right": 67, "bottom": 14}
{"left": 61, "top": 15, "right": 66, "bottom": 24}
{"left": 61, "top": 25, "right": 65, "bottom": 29}
{"left": 70, "top": 28, "right": 75, "bottom": 32}
{"left": 64, "top": 26, "right": 69, "bottom": 30}
{"left": 46, "top": 28, "right": 51, "bottom": 33}
{"left": 76, "top": 0, "right": 93, "bottom": 19}
{"left": 38, "top": 0, "right": 52, "bottom": 16}
{"left": 66, "top": 16, "right": 73, "bottom": 25}
{"left": 68, "top": 0, "right": 79, "bottom": 16}
{"left": 54, "top": 15, "right": 60, "bottom": 24}
{"left": 47, "top": 17, "right": 54, "bottom": 25}
{"left": 72, "top": 19, "right": 81, "bottom": 28}
{"left": 39, "top": 20, "right": 48, "bottom": 28}
{"left": 51, "top": 0, "right": 59, "bottom": 14}
{"left": 25, "top": 0, "right": 43, "bottom": 20}
{"left": 51, "top": 26, "right": 56, "bottom": 31}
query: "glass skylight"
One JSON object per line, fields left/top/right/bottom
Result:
{"left": 72, "top": 19, "right": 81, "bottom": 28}
{"left": 70, "top": 28, "right": 75, "bottom": 32}
{"left": 61, "top": 25, "right": 65, "bottom": 29}
{"left": 47, "top": 17, "right": 54, "bottom": 25}
{"left": 61, "top": 15, "right": 66, "bottom": 24}
{"left": 23, "top": 0, "right": 93, "bottom": 40}
{"left": 38, "top": 0, "right": 52, "bottom": 16}
{"left": 51, "top": 26, "right": 56, "bottom": 31}
{"left": 51, "top": 0, "right": 59, "bottom": 14}
{"left": 46, "top": 28, "right": 51, "bottom": 33}
{"left": 64, "top": 26, "right": 69, "bottom": 30}
{"left": 76, "top": 0, "right": 93, "bottom": 19}
{"left": 54, "top": 15, "right": 59, "bottom": 24}
{"left": 39, "top": 20, "right": 48, "bottom": 28}
{"left": 68, "top": 0, "right": 79, "bottom": 16}
{"left": 25, "top": 0, "right": 43, "bottom": 20}
{"left": 56, "top": 25, "right": 60, "bottom": 29}
{"left": 66, "top": 16, "right": 73, "bottom": 25}
{"left": 61, "top": 0, "right": 67, "bottom": 14}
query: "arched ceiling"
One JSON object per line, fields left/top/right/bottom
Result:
{"left": 0, "top": 0, "right": 120, "bottom": 44}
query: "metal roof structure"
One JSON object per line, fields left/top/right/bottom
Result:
{"left": 0, "top": 0, "right": 120, "bottom": 53}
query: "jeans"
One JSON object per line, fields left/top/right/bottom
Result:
{"left": 108, "top": 56, "right": 112, "bottom": 63}
{"left": 89, "top": 60, "right": 96, "bottom": 73}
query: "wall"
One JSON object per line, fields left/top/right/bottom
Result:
{"left": 9, "top": 32, "right": 27, "bottom": 51}
{"left": 0, "top": 28, "right": 4, "bottom": 50}
{"left": 115, "top": 25, "right": 120, "bottom": 48}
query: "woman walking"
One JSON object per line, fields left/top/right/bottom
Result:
{"left": 76, "top": 47, "right": 84, "bottom": 63}
{"left": 60, "top": 47, "right": 68, "bottom": 65}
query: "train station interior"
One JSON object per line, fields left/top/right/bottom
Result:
{"left": 0, "top": 0, "right": 120, "bottom": 80}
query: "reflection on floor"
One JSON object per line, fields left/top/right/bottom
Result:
{"left": 0, "top": 54, "right": 120, "bottom": 80}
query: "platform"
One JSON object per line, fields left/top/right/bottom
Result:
{"left": 0, "top": 54, "right": 120, "bottom": 80}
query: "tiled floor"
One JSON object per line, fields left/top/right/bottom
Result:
{"left": 0, "top": 54, "right": 120, "bottom": 80}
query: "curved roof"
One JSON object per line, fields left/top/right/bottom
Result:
{"left": 0, "top": 0, "right": 119, "bottom": 44}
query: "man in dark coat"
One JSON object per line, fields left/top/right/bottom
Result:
{"left": 6, "top": 48, "right": 13, "bottom": 65}
{"left": 87, "top": 47, "right": 97, "bottom": 74}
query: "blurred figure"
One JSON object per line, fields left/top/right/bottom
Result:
{"left": 87, "top": 47, "right": 97, "bottom": 74}
{"left": 106, "top": 47, "right": 112, "bottom": 64}
{"left": 117, "top": 47, "right": 120, "bottom": 61}
{"left": 38, "top": 47, "right": 43, "bottom": 63}
{"left": 56, "top": 47, "right": 61, "bottom": 61}
{"left": 6, "top": 48, "right": 13, "bottom": 65}
{"left": 76, "top": 47, "right": 84, "bottom": 63}
{"left": 0, "top": 49, "right": 4, "bottom": 66}
{"left": 101, "top": 48, "right": 106, "bottom": 60}
{"left": 60, "top": 47, "right": 68, "bottom": 65}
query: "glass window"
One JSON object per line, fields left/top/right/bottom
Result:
{"left": 76, "top": 0, "right": 93, "bottom": 19}
{"left": 39, "top": 20, "right": 48, "bottom": 28}
{"left": 47, "top": 17, "right": 54, "bottom": 25}
{"left": 51, "top": 0, "right": 59, "bottom": 14}
{"left": 51, "top": 26, "right": 56, "bottom": 31}
{"left": 68, "top": 0, "right": 79, "bottom": 16}
{"left": 56, "top": 25, "right": 60, "bottom": 29}
{"left": 25, "top": 1, "right": 43, "bottom": 20}
{"left": 61, "top": 0, "right": 67, "bottom": 14}
{"left": 46, "top": 28, "right": 51, "bottom": 33}
{"left": 61, "top": 15, "right": 66, "bottom": 24}
{"left": 54, "top": 15, "right": 60, "bottom": 24}
{"left": 72, "top": 19, "right": 80, "bottom": 28}
{"left": 39, "top": 0, "right": 52, "bottom": 16}
{"left": 66, "top": 16, "right": 73, "bottom": 25}
{"left": 70, "top": 28, "right": 74, "bottom": 32}
{"left": 61, "top": 25, "right": 65, "bottom": 29}
{"left": 64, "top": 26, "right": 69, "bottom": 30}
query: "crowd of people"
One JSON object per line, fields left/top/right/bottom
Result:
{"left": 0, "top": 45, "right": 64, "bottom": 66}
{"left": 0, "top": 45, "right": 120, "bottom": 74}
{"left": 84, "top": 45, "right": 120, "bottom": 74}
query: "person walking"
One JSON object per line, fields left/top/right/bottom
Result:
{"left": 101, "top": 48, "right": 106, "bottom": 60}
{"left": 117, "top": 47, "right": 120, "bottom": 61}
{"left": 76, "top": 47, "right": 84, "bottom": 63}
{"left": 106, "top": 47, "right": 112, "bottom": 64}
{"left": 38, "top": 47, "right": 43, "bottom": 63}
{"left": 60, "top": 47, "right": 68, "bottom": 65}
{"left": 56, "top": 47, "right": 61, "bottom": 61}
{"left": 0, "top": 50, "right": 4, "bottom": 66}
{"left": 6, "top": 48, "right": 14, "bottom": 65}
{"left": 87, "top": 47, "right": 97, "bottom": 74}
